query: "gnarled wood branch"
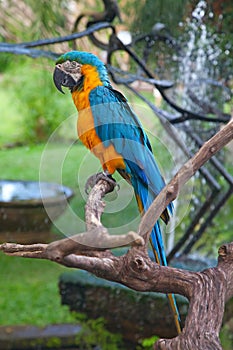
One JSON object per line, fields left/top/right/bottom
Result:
{"left": 0, "top": 120, "right": 233, "bottom": 349}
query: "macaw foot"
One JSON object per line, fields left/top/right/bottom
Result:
{"left": 85, "top": 171, "right": 119, "bottom": 194}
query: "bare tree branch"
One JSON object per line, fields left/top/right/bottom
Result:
{"left": 0, "top": 121, "right": 233, "bottom": 349}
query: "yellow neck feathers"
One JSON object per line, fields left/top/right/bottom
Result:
{"left": 71, "top": 64, "right": 103, "bottom": 111}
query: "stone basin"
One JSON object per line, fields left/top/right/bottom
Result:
{"left": 0, "top": 180, "right": 74, "bottom": 243}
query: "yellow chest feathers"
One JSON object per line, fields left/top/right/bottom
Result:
{"left": 72, "top": 64, "right": 102, "bottom": 150}
{"left": 71, "top": 64, "right": 125, "bottom": 174}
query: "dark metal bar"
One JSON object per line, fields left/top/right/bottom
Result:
{"left": 167, "top": 190, "right": 219, "bottom": 262}
{"left": 24, "top": 22, "right": 114, "bottom": 47}
{"left": 189, "top": 132, "right": 233, "bottom": 186}
{"left": 182, "top": 187, "right": 233, "bottom": 255}
{"left": 124, "top": 84, "right": 222, "bottom": 191}
{"left": 0, "top": 46, "right": 58, "bottom": 60}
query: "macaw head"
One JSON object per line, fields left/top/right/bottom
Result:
{"left": 53, "top": 51, "right": 110, "bottom": 94}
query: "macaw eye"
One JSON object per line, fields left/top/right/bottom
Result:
{"left": 71, "top": 61, "right": 78, "bottom": 67}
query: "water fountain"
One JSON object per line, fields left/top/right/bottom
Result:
{"left": 0, "top": 180, "right": 74, "bottom": 243}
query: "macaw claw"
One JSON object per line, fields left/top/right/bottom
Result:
{"left": 85, "top": 172, "right": 119, "bottom": 194}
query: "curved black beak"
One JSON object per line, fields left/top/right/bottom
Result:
{"left": 53, "top": 66, "right": 77, "bottom": 94}
{"left": 53, "top": 67, "right": 65, "bottom": 94}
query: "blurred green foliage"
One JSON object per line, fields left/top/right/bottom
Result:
{"left": 74, "top": 314, "right": 123, "bottom": 350}
{"left": 0, "top": 0, "right": 68, "bottom": 42}
{"left": 1, "top": 57, "right": 76, "bottom": 143}
{"left": 122, "top": 0, "right": 233, "bottom": 82}
{"left": 124, "top": 0, "right": 189, "bottom": 37}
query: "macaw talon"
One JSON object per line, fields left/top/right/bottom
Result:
{"left": 85, "top": 172, "right": 119, "bottom": 194}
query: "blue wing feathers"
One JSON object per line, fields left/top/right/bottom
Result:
{"left": 89, "top": 85, "right": 173, "bottom": 266}
{"left": 89, "top": 86, "right": 167, "bottom": 196}
{"left": 134, "top": 178, "right": 167, "bottom": 266}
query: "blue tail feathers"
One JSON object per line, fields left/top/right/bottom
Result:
{"left": 150, "top": 221, "right": 181, "bottom": 322}
{"left": 133, "top": 180, "right": 181, "bottom": 323}
{"left": 150, "top": 221, "right": 168, "bottom": 266}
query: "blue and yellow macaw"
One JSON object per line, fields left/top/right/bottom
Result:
{"left": 53, "top": 51, "right": 180, "bottom": 333}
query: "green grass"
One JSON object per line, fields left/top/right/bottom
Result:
{"left": 0, "top": 253, "right": 77, "bottom": 326}
{"left": 0, "top": 144, "right": 45, "bottom": 181}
